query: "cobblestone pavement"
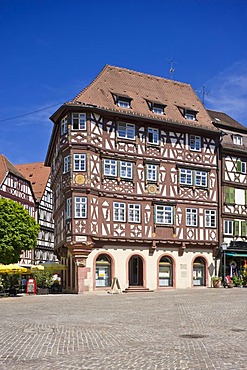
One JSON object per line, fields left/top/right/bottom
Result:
{"left": 1, "top": 288, "right": 247, "bottom": 370}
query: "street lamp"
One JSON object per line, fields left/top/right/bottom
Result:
{"left": 221, "top": 243, "right": 228, "bottom": 279}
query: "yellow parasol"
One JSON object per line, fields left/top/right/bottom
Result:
{"left": 39, "top": 261, "right": 67, "bottom": 272}
{"left": 0, "top": 264, "right": 28, "bottom": 274}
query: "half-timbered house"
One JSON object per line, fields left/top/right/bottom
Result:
{"left": 0, "top": 154, "right": 36, "bottom": 264}
{"left": 16, "top": 162, "right": 55, "bottom": 263}
{"left": 45, "top": 65, "right": 221, "bottom": 293}
{"left": 208, "top": 109, "right": 247, "bottom": 280}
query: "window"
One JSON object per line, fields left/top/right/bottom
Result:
{"left": 152, "top": 104, "right": 165, "bottom": 115}
{"left": 63, "top": 155, "right": 70, "bottom": 173}
{"left": 66, "top": 198, "right": 72, "bottom": 219}
{"left": 74, "top": 154, "right": 86, "bottom": 171}
{"left": 113, "top": 202, "right": 126, "bottom": 222}
{"left": 190, "top": 135, "right": 201, "bottom": 151}
{"left": 95, "top": 254, "right": 111, "bottom": 287}
{"left": 72, "top": 113, "right": 86, "bottom": 130}
{"left": 236, "top": 160, "right": 246, "bottom": 174}
{"left": 205, "top": 210, "right": 216, "bottom": 228}
{"left": 74, "top": 197, "right": 87, "bottom": 218}
{"left": 146, "top": 164, "right": 158, "bottom": 182}
{"left": 117, "top": 122, "right": 135, "bottom": 140}
{"left": 117, "top": 98, "right": 131, "bottom": 108}
{"left": 233, "top": 135, "right": 243, "bottom": 145}
{"left": 120, "top": 161, "right": 133, "bottom": 179}
{"left": 148, "top": 128, "right": 159, "bottom": 145}
{"left": 155, "top": 205, "right": 173, "bottom": 225}
{"left": 104, "top": 159, "right": 117, "bottom": 177}
{"left": 61, "top": 116, "right": 68, "bottom": 135}
{"left": 185, "top": 110, "right": 196, "bottom": 120}
{"left": 224, "top": 220, "right": 233, "bottom": 235}
{"left": 195, "top": 171, "right": 207, "bottom": 187}
{"left": 180, "top": 168, "right": 192, "bottom": 185}
{"left": 186, "top": 208, "right": 198, "bottom": 226}
{"left": 128, "top": 204, "right": 141, "bottom": 223}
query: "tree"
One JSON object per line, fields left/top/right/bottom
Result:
{"left": 0, "top": 198, "right": 40, "bottom": 264}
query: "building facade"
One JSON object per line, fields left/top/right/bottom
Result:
{"left": 16, "top": 162, "right": 55, "bottom": 263}
{"left": 45, "top": 65, "right": 222, "bottom": 293}
{"left": 208, "top": 110, "right": 247, "bottom": 281}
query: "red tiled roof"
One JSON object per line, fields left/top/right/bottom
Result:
{"left": 207, "top": 109, "right": 247, "bottom": 131}
{"left": 71, "top": 65, "right": 215, "bottom": 130}
{"left": 15, "top": 162, "right": 50, "bottom": 202}
{"left": 0, "top": 154, "right": 27, "bottom": 185}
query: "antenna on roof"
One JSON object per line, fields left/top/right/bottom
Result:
{"left": 200, "top": 85, "right": 211, "bottom": 106}
{"left": 169, "top": 58, "right": 175, "bottom": 79}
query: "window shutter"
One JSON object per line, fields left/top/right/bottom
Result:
{"left": 234, "top": 220, "right": 239, "bottom": 236}
{"left": 225, "top": 187, "right": 230, "bottom": 203}
{"left": 237, "top": 160, "right": 242, "bottom": 172}
{"left": 245, "top": 190, "right": 247, "bottom": 205}
{"left": 154, "top": 206, "right": 156, "bottom": 224}
{"left": 241, "top": 221, "right": 247, "bottom": 237}
{"left": 229, "top": 187, "right": 235, "bottom": 204}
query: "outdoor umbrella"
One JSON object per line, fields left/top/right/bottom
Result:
{"left": 0, "top": 264, "right": 28, "bottom": 274}
{"left": 39, "top": 261, "right": 67, "bottom": 272}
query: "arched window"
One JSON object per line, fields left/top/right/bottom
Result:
{"left": 159, "top": 256, "right": 173, "bottom": 287}
{"left": 193, "top": 257, "right": 206, "bottom": 286}
{"left": 95, "top": 254, "right": 111, "bottom": 287}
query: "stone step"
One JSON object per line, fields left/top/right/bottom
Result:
{"left": 123, "top": 286, "right": 153, "bottom": 293}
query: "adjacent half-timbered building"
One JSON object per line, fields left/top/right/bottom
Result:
{"left": 208, "top": 109, "right": 247, "bottom": 279}
{"left": 16, "top": 162, "right": 55, "bottom": 263}
{"left": 46, "top": 65, "right": 221, "bottom": 293}
{"left": 0, "top": 154, "right": 36, "bottom": 265}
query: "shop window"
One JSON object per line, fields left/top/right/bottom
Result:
{"left": 159, "top": 256, "right": 173, "bottom": 287}
{"left": 95, "top": 254, "right": 111, "bottom": 287}
{"left": 193, "top": 257, "right": 206, "bottom": 286}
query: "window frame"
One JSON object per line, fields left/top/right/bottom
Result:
{"left": 147, "top": 127, "right": 159, "bottom": 145}
{"left": 74, "top": 153, "right": 86, "bottom": 172}
{"left": 66, "top": 198, "right": 72, "bottom": 219}
{"left": 190, "top": 135, "right": 201, "bottom": 151}
{"left": 72, "top": 113, "right": 87, "bottom": 130}
{"left": 233, "top": 135, "right": 243, "bottom": 145}
{"left": 113, "top": 202, "right": 126, "bottom": 222}
{"left": 104, "top": 159, "right": 117, "bottom": 177}
{"left": 179, "top": 168, "right": 193, "bottom": 186}
{"left": 128, "top": 204, "right": 141, "bottom": 223}
{"left": 155, "top": 205, "right": 174, "bottom": 225}
{"left": 117, "top": 122, "right": 135, "bottom": 140}
{"left": 146, "top": 164, "right": 158, "bottom": 182}
{"left": 117, "top": 98, "right": 131, "bottom": 108}
{"left": 61, "top": 116, "right": 68, "bottom": 135}
{"left": 120, "top": 161, "right": 133, "bottom": 179}
{"left": 224, "top": 220, "right": 233, "bottom": 235}
{"left": 74, "top": 197, "right": 87, "bottom": 218}
{"left": 63, "top": 155, "right": 71, "bottom": 174}
{"left": 205, "top": 209, "right": 216, "bottom": 228}
{"left": 186, "top": 208, "right": 198, "bottom": 227}
{"left": 195, "top": 170, "right": 207, "bottom": 187}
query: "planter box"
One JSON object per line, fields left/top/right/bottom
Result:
{"left": 37, "top": 288, "right": 49, "bottom": 295}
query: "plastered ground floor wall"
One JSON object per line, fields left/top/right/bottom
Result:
{"left": 61, "top": 245, "right": 215, "bottom": 293}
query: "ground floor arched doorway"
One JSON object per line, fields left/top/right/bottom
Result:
{"left": 193, "top": 257, "right": 206, "bottom": 286}
{"left": 129, "top": 255, "right": 143, "bottom": 286}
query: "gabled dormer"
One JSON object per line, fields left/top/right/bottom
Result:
{"left": 178, "top": 106, "right": 198, "bottom": 121}
{"left": 111, "top": 93, "right": 132, "bottom": 109}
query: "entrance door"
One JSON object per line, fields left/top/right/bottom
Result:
{"left": 193, "top": 257, "right": 206, "bottom": 286}
{"left": 129, "top": 255, "right": 143, "bottom": 286}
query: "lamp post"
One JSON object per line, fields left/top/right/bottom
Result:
{"left": 221, "top": 243, "right": 228, "bottom": 279}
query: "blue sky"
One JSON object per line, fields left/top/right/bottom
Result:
{"left": 0, "top": 0, "right": 246, "bottom": 164}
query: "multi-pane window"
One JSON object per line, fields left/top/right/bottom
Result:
{"left": 66, "top": 198, "right": 72, "bottom": 219}
{"left": 205, "top": 210, "right": 216, "bottom": 228}
{"left": 113, "top": 202, "right": 126, "bottom": 222}
{"left": 128, "top": 204, "right": 141, "bottom": 223}
{"left": 236, "top": 160, "right": 246, "bottom": 174}
{"left": 155, "top": 205, "right": 173, "bottom": 225}
{"left": 63, "top": 155, "right": 71, "bottom": 173}
{"left": 195, "top": 171, "right": 207, "bottom": 187}
{"left": 61, "top": 116, "right": 68, "bottom": 135}
{"left": 180, "top": 169, "right": 192, "bottom": 185}
{"left": 185, "top": 110, "right": 196, "bottom": 120}
{"left": 74, "top": 154, "right": 86, "bottom": 171}
{"left": 148, "top": 128, "right": 159, "bottom": 145}
{"left": 72, "top": 113, "right": 86, "bottom": 130}
{"left": 233, "top": 135, "right": 243, "bottom": 145}
{"left": 186, "top": 208, "right": 198, "bottom": 226}
{"left": 120, "top": 161, "right": 133, "bottom": 179}
{"left": 117, "top": 122, "right": 135, "bottom": 140}
{"left": 74, "top": 197, "right": 87, "bottom": 218}
{"left": 190, "top": 135, "right": 201, "bottom": 151}
{"left": 224, "top": 220, "right": 233, "bottom": 235}
{"left": 117, "top": 98, "right": 131, "bottom": 108}
{"left": 146, "top": 164, "right": 158, "bottom": 182}
{"left": 152, "top": 104, "right": 165, "bottom": 115}
{"left": 104, "top": 159, "right": 117, "bottom": 177}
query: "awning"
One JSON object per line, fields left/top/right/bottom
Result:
{"left": 226, "top": 253, "right": 247, "bottom": 257}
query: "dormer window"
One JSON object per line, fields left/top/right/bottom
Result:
{"left": 184, "top": 110, "right": 196, "bottom": 121}
{"left": 233, "top": 135, "right": 243, "bottom": 145}
{"left": 152, "top": 104, "right": 165, "bottom": 115}
{"left": 112, "top": 93, "right": 132, "bottom": 109}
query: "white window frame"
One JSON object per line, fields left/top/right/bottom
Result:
{"left": 233, "top": 135, "right": 243, "bottom": 145}
{"left": 241, "top": 162, "right": 246, "bottom": 174}
{"left": 128, "top": 204, "right": 141, "bottom": 223}
{"left": 186, "top": 208, "right": 198, "bottom": 227}
{"left": 117, "top": 122, "right": 135, "bottom": 140}
{"left": 195, "top": 171, "right": 207, "bottom": 187}
{"left": 74, "top": 154, "right": 86, "bottom": 172}
{"left": 185, "top": 112, "right": 196, "bottom": 121}
{"left": 66, "top": 198, "right": 72, "bottom": 219}
{"left": 104, "top": 159, "right": 117, "bottom": 177}
{"left": 147, "top": 128, "right": 159, "bottom": 145}
{"left": 72, "top": 113, "right": 86, "bottom": 130}
{"left": 117, "top": 99, "right": 131, "bottom": 108}
{"left": 113, "top": 202, "right": 126, "bottom": 222}
{"left": 74, "top": 197, "right": 87, "bottom": 218}
{"left": 152, "top": 105, "right": 164, "bottom": 115}
{"left": 224, "top": 220, "right": 233, "bottom": 235}
{"left": 190, "top": 135, "right": 201, "bottom": 151}
{"left": 205, "top": 210, "right": 216, "bottom": 228}
{"left": 155, "top": 205, "right": 173, "bottom": 225}
{"left": 146, "top": 164, "right": 158, "bottom": 182}
{"left": 180, "top": 168, "right": 192, "bottom": 185}
{"left": 120, "top": 161, "right": 133, "bottom": 179}
{"left": 63, "top": 155, "right": 70, "bottom": 174}
{"left": 61, "top": 116, "right": 68, "bottom": 135}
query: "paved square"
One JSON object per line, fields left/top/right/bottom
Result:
{"left": 1, "top": 288, "right": 247, "bottom": 369}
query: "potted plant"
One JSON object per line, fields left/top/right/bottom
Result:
{"left": 212, "top": 276, "right": 222, "bottom": 288}
{"left": 33, "top": 271, "right": 54, "bottom": 294}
